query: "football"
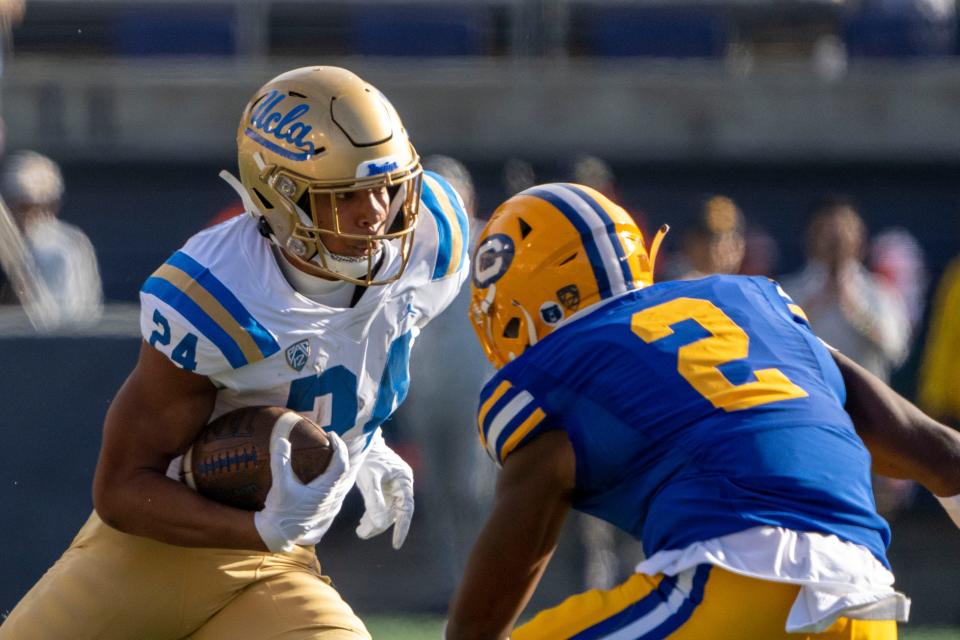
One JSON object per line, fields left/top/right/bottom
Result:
{"left": 181, "top": 406, "right": 333, "bottom": 511}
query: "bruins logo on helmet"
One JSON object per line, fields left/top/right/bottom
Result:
{"left": 222, "top": 66, "right": 423, "bottom": 286}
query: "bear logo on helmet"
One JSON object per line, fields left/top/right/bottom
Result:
{"left": 539, "top": 302, "right": 564, "bottom": 326}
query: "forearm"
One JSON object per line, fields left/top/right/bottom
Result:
{"left": 835, "top": 350, "right": 960, "bottom": 496}
{"left": 91, "top": 342, "right": 267, "bottom": 550}
{"left": 446, "top": 504, "right": 562, "bottom": 639}
{"left": 447, "top": 431, "right": 574, "bottom": 640}
{"left": 94, "top": 467, "right": 266, "bottom": 551}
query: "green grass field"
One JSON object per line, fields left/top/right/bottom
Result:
{"left": 364, "top": 616, "right": 959, "bottom": 639}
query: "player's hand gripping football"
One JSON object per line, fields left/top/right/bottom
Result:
{"left": 355, "top": 430, "right": 415, "bottom": 549}
{"left": 254, "top": 430, "right": 351, "bottom": 553}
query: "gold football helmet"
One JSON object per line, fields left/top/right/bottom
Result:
{"left": 470, "top": 183, "right": 667, "bottom": 368}
{"left": 223, "top": 66, "right": 423, "bottom": 285}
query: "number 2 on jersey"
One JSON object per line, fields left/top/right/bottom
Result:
{"left": 631, "top": 297, "right": 807, "bottom": 411}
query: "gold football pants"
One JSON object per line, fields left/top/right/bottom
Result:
{"left": 514, "top": 564, "right": 897, "bottom": 640}
{"left": 0, "top": 512, "right": 370, "bottom": 640}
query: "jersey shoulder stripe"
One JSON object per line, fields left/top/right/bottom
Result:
{"left": 524, "top": 184, "right": 634, "bottom": 300}
{"left": 770, "top": 280, "right": 810, "bottom": 323}
{"left": 477, "top": 377, "right": 547, "bottom": 464}
{"left": 421, "top": 171, "right": 469, "bottom": 281}
{"left": 141, "top": 251, "right": 280, "bottom": 369}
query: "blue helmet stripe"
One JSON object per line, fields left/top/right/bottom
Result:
{"left": 525, "top": 187, "right": 613, "bottom": 299}
{"left": 560, "top": 183, "right": 635, "bottom": 291}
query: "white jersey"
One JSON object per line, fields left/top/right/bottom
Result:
{"left": 139, "top": 171, "right": 468, "bottom": 454}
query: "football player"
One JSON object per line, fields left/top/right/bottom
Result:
{"left": 446, "top": 184, "right": 960, "bottom": 640}
{"left": 1, "top": 66, "right": 468, "bottom": 639}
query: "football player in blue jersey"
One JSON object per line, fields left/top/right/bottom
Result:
{"left": 445, "top": 183, "right": 960, "bottom": 640}
{"left": 1, "top": 67, "right": 469, "bottom": 639}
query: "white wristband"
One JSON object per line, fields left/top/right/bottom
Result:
{"left": 936, "top": 494, "right": 960, "bottom": 530}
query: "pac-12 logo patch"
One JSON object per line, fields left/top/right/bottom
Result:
{"left": 540, "top": 301, "right": 564, "bottom": 326}
{"left": 473, "top": 234, "right": 515, "bottom": 289}
{"left": 285, "top": 339, "right": 311, "bottom": 372}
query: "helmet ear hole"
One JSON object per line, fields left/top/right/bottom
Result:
{"left": 503, "top": 317, "right": 521, "bottom": 339}
{"left": 253, "top": 189, "right": 274, "bottom": 210}
{"left": 518, "top": 217, "right": 533, "bottom": 239}
{"left": 296, "top": 191, "right": 311, "bottom": 214}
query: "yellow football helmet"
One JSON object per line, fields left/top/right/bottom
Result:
{"left": 224, "top": 66, "right": 422, "bottom": 285}
{"left": 470, "top": 183, "right": 667, "bottom": 368}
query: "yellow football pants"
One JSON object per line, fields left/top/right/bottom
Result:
{"left": 0, "top": 512, "right": 370, "bottom": 640}
{"left": 514, "top": 564, "right": 897, "bottom": 640}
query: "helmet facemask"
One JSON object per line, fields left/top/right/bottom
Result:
{"left": 231, "top": 66, "right": 424, "bottom": 287}
{"left": 267, "top": 166, "right": 423, "bottom": 286}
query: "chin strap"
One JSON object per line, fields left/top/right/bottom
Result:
{"left": 512, "top": 300, "right": 539, "bottom": 349}
{"left": 219, "top": 169, "right": 286, "bottom": 248}
{"left": 219, "top": 169, "right": 316, "bottom": 257}
{"left": 314, "top": 242, "right": 382, "bottom": 280}
{"left": 220, "top": 170, "right": 265, "bottom": 222}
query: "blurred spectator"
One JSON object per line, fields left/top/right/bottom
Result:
{"left": 571, "top": 155, "right": 617, "bottom": 201}
{"left": 391, "top": 154, "right": 495, "bottom": 602}
{"left": 917, "top": 255, "right": 960, "bottom": 430}
{"left": 780, "top": 197, "right": 909, "bottom": 380}
{"left": 502, "top": 157, "right": 536, "bottom": 197}
{"left": 739, "top": 226, "right": 779, "bottom": 277}
{"left": 568, "top": 154, "right": 648, "bottom": 234}
{"left": 869, "top": 226, "right": 928, "bottom": 334}
{"left": 780, "top": 197, "right": 913, "bottom": 517}
{"left": 0, "top": 0, "right": 24, "bottom": 76}
{"left": 0, "top": 0, "right": 25, "bottom": 159}
{"left": 669, "top": 194, "right": 745, "bottom": 280}
{"left": 423, "top": 153, "right": 476, "bottom": 217}
{"left": 0, "top": 151, "right": 103, "bottom": 326}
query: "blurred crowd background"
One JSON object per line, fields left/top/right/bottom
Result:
{"left": 2, "top": 0, "right": 960, "bottom": 631}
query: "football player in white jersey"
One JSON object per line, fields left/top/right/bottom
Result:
{"left": 0, "top": 66, "right": 469, "bottom": 640}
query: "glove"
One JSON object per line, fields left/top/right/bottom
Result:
{"left": 355, "top": 430, "right": 415, "bottom": 549}
{"left": 254, "top": 429, "right": 350, "bottom": 553}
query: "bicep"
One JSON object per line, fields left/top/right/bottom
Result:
{"left": 95, "top": 341, "right": 217, "bottom": 486}
{"left": 833, "top": 349, "right": 960, "bottom": 496}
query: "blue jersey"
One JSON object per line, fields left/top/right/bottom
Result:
{"left": 476, "top": 275, "right": 891, "bottom": 567}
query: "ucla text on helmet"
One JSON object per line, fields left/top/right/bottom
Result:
{"left": 246, "top": 89, "right": 318, "bottom": 161}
